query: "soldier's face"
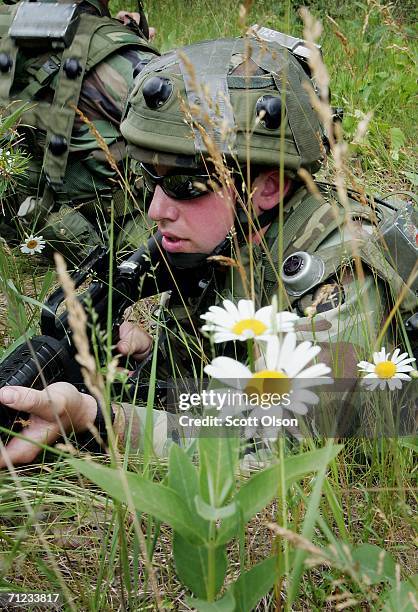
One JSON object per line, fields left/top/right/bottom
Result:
{"left": 148, "top": 182, "right": 236, "bottom": 254}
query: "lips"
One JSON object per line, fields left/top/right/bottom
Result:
{"left": 161, "top": 232, "right": 188, "bottom": 253}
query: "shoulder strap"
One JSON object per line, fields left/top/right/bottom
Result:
{"left": 42, "top": 14, "right": 95, "bottom": 189}
{"left": 262, "top": 185, "right": 376, "bottom": 297}
{"left": 85, "top": 17, "right": 157, "bottom": 70}
{"left": 43, "top": 14, "right": 158, "bottom": 190}
{"left": 0, "top": 5, "right": 18, "bottom": 108}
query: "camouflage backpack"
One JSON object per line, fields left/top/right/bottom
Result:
{"left": 0, "top": 0, "right": 158, "bottom": 261}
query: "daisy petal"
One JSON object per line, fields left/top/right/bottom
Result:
{"left": 237, "top": 299, "right": 255, "bottom": 319}
{"left": 204, "top": 357, "right": 251, "bottom": 384}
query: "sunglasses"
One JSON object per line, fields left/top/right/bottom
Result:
{"left": 140, "top": 163, "right": 221, "bottom": 200}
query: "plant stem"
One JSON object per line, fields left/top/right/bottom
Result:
{"left": 247, "top": 337, "right": 255, "bottom": 371}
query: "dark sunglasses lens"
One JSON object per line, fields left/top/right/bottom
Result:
{"left": 163, "top": 175, "right": 209, "bottom": 199}
{"left": 141, "top": 165, "right": 157, "bottom": 193}
{"left": 140, "top": 164, "right": 217, "bottom": 200}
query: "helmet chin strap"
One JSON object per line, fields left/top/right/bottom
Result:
{"left": 165, "top": 203, "right": 280, "bottom": 270}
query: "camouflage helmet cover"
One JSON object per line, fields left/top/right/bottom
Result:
{"left": 121, "top": 37, "right": 324, "bottom": 176}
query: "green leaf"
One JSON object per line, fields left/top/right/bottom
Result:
{"left": 6, "top": 280, "right": 67, "bottom": 335}
{"left": 232, "top": 556, "right": 277, "bottom": 612}
{"left": 218, "top": 446, "right": 343, "bottom": 544}
{"left": 352, "top": 544, "right": 396, "bottom": 585}
{"left": 37, "top": 269, "right": 56, "bottom": 302}
{"left": 0, "top": 328, "right": 37, "bottom": 363}
{"left": 390, "top": 127, "right": 406, "bottom": 161}
{"left": 198, "top": 436, "right": 240, "bottom": 507}
{"left": 398, "top": 437, "right": 418, "bottom": 453}
{"left": 168, "top": 444, "right": 208, "bottom": 538}
{"left": 381, "top": 575, "right": 418, "bottom": 612}
{"left": 70, "top": 459, "right": 205, "bottom": 544}
{"left": 195, "top": 495, "right": 237, "bottom": 521}
{"left": 0, "top": 103, "right": 31, "bottom": 133}
{"left": 173, "top": 533, "right": 227, "bottom": 600}
{"left": 187, "top": 590, "right": 235, "bottom": 612}
{"left": 402, "top": 171, "right": 418, "bottom": 188}
{"left": 288, "top": 442, "right": 339, "bottom": 604}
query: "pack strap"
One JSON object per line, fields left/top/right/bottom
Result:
{"left": 43, "top": 15, "right": 95, "bottom": 189}
{"left": 262, "top": 192, "right": 319, "bottom": 286}
{"left": 0, "top": 37, "right": 18, "bottom": 109}
{"left": 262, "top": 187, "right": 374, "bottom": 290}
{"left": 21, "top": 55, "right": 61, "bottom": 99}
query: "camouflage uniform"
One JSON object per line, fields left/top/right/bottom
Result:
{"left": 0, "top": 0, "right": 158, "bottom": 262}
{"left": 113, "top": 37, "right": 417, "bottom": 451}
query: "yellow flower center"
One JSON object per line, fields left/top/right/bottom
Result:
{"left": 375, "top": 360, "right": 396, "bottom": 379}
{"left": 232, "top": 318, "right": 267, "bottom": 336}
{"left": 245, "top": 369, "right": 291, "bottom": 397}
{"left": 26, "top": 239, "right": 38, "bottom": 249}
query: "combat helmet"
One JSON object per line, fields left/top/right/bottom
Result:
{"left": 121, "top": 34, "right": 325, "bottom": 178}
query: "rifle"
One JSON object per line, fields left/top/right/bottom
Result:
{"left": 0, "top": 232, "right": 171, "bottom": 439}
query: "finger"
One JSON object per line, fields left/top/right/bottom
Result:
{"left": 117, "top": 323, "right": 151, "bottom": 358}
{"left": 0, "top": 419, "right": 60, "bottom": 467}
{"left": 118, "top": 320, "right": 138, "bottom": 339}
{"left": 0, "top": 386, "right": 62, "bottom": 421}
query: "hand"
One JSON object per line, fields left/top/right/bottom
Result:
{"left": 116, "top": 11, "right": 156, "bottom": 40}
{"left": 116, "top": 321, "right": 152, "bottom": 362}
{"left": 116, "top": 10, "right": 141, "bottom": 25}
{"left": 0, "top": 383, "right": 98, "bottom": 467}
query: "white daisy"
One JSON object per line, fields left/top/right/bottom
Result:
{"left": 200, "top": 298, "right": 298, "bottom": 343}
{"left": 20, "top": 234, "right": 46, "bottom": 255}
{"left": 357, "top": 347, "right": 416, "bottom": 390}
{"left": 204, "top": 333, "right": 332, "bottom": 435}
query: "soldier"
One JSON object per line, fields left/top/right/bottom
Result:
{"left": 0, "top": 35, "right": 416, "bottom": 465}
{"left": 0, "top": 0, "right": 158, "bottom": 263}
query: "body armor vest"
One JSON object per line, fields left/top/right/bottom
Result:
{"left": 0, "top": 1, "right": 156, "bottom": 193}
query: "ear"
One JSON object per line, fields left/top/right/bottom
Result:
{"left": 252, "top": 170, "right": 291, "bottom": 211}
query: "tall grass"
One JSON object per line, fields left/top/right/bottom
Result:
{"left": 0, "top": 1, "right": 416, "bottom": 610}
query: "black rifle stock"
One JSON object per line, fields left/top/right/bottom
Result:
{"left": 0, "top": 232, "right": 168, "bottom": 439}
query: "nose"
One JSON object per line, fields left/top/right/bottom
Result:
{"left": 148, "top": 186, "right": 179, "bottom": 222}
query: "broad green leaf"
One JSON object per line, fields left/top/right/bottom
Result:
{"left": 381, "top": 575, "right": 418, "bottom": 612}
{"left": 168, "top": 440, "right": 208, "bottom": 538}
{"left": 352, "top": 544, "right": 396, "bottom": 585}
{"left": 232, "top": 556, "right": 277, "bottom": 612}
{"left": 402, "top": 171, "right": 418, "bottom": 188}
{"left": 398, "top": 437, "right": 418, "bottom": 453}
{"left": 218, "top": 446, "right": 343, "bottom": 544}
{"left": 198, "top": 436, "right": 240, "bottom": 507}
{"left": 187, "top": 590, "right": 235, "bottom": 612}
{"left": 195, "top": 495, "right": 237, "bottom": 521}
{"left": 173, "top": 533, "right": 227, "bottom": 600}
{"left": 390, "top": 127, "right": 406, "bottom": 160}
{"left": 70, "top": 459, "right": 205, "bottom": 544}
{"left": 0, "top": 103, "right": 31, "bottom": 133}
